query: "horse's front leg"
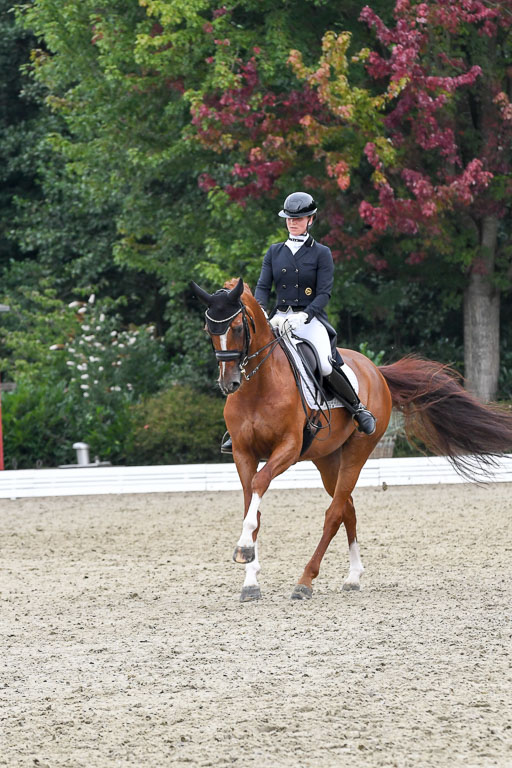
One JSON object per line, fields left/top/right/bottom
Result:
{"left": 240, "top": 542, "right": 261, "bottom": 602}
{"left": 234, "top": 436, "right": 301, "bottom": 561}
{"left": 233, "top": 486, "right": 261, "bottom": 564}
{"left": 232, "top": 451, "right": 262, "bottom": 601}
{"left": 233, "top": 453, "right": 261, "bottom": 566}
{"left": 233, "top": 437, "right": 302, "bottom": 599}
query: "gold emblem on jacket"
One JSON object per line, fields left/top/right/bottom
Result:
{"left": 305, "top": 287, "right": 312, "bottom": 296}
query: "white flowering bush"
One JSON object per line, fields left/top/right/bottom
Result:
{"left": 63, "top": 294, "right": 167, "bottom": 407}
{"left": 1, "top": 290, "right": 169, "bottom": 467}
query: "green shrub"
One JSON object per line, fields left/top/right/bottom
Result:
{"left": 1, "top": 375, "right": 135, "bottom": 468}
{"left": 127, "top": 384, "right": 228, "bottom": 465}
{"left": 2, "top": 380, "right": 228, "bottom": 468}
{"left": 2, "top": 378, "right": 72, "bottom": 468}
{"left": 358, "top": 341, "right": 385, "bottom": 366}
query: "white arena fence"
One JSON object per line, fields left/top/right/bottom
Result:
{"left": 0, "top": 455, "right": 511, "bottom": 499}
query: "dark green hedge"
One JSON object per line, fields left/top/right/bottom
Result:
{"left": 1, "top": 381, "right": 229, "bottom": 468}
{"left": 127, "top": 385, "right": 229, "bottom": 465}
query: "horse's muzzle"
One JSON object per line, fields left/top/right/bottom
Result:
{"left": 216, "top": 349, "right": 243, "bottom": 395}
{"left": 220, "top": 378, "right": 241, "bottom": 395}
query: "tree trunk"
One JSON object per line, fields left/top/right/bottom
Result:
{"left": 463, "top": 216, "right": 500, "bottom": 402}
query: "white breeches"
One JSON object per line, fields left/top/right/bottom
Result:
{"left": 276, "top": 310, "right": 333, "bottom": 376}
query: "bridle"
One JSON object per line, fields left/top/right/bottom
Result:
{"left": 205, "top": 297, "right": 281, "bottom": 381}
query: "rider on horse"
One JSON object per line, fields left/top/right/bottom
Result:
{"left": 221, "top": 191, "right": 376, "bottom": 453}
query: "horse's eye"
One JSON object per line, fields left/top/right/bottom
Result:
{"left": 232, "top": 325, "right": 243, "bottom": 336}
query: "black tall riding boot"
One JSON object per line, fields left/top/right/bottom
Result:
{"left": 325, "top": 360, "right": 377, "bottom": 435}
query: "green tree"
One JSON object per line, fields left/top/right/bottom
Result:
{"left": 18, "top": 0, "right": 389, "bottom": 283}
{"left": 0, "top": 0, "right": 163, "bottom": 338}
{"left": 17, "top": 0, "right": 510, "bottom": 408}
{"left": 0, "top": 0, "right": 40, "bottom": 275}
{"left": 16, "top": 0, "right": 383, "bottom": 391}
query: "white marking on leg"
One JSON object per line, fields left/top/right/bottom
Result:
{"left": 344, "top": 541, "right": 365, "bottom": 587}
{"left": 237, "top": 493, "right": 261, "bottom": 547}
{"left": 243, "top": 542, "right": 261, "bottom": 587}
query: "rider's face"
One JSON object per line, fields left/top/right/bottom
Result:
{"left": 286, "top": 216, "right": 312, "bottom": 236}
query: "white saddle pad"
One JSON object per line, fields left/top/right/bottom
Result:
{"left": 282, "top": 335, "right": 359, "bottom": 410}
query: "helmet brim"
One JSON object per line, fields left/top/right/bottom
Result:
{"left": 278, "top": 209, "right": 317, "bottom": 218}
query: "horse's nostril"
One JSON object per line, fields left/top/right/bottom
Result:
{"left": 219, "top": 373, "right": 241, "bottom": 395}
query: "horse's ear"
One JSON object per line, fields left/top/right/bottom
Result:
{"left": 227, "top": 277, "right": 244, "bottom": 302}
{"left": 190, "top": 281, "right": 212, "bottom": 306}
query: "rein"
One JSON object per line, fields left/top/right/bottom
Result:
{"left": 240, "top": 335, "right": 282, "bottom": 381}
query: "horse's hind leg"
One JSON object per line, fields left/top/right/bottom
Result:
{"left": 341, "top": 495, "right": 364, "bottom": 591}
{"left": 292, "top": 446, "right": 367, "bottom": 599}
{"left": 292, "top": 494, "right": 344, "bottom": 599}
{"left": 291, "top": 450, "right": 343, "bottom": 600}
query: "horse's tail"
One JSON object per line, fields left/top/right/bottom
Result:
{"left": 379, "top": 355, "right": 512, "bottom": 479}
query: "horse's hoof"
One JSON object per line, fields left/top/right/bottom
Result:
{"left": 233, "top": 545, "right": 255, "bottom": 564}
{"left": 291, "top": 584, "right": 313, "bottom": 600}
{"left": 342, "top": 581, "right": 361, "bottom": 591}
{"left": 240, "top": 585, "right": 261, "bottom": 602}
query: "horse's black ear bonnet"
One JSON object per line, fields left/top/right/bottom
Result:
{"left": 204, "top": 290, "right": 243, "bottom": 336}
{"left": 190, "top": 278, "right": 246, "bottom": 336}
{"left": 190, "top": 278, "right": 255, "bottom": 362}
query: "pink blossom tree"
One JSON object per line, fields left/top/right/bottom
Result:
{"left": 351, "top": 1, "right": 512, "bottom": 402}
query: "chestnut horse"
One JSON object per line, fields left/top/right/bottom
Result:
{"left": 192, "top": 278, "right": 512, "bottom": 602}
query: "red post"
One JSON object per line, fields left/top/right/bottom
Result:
{"left": 0, "top": 304, "right": 9, "bottom": 470}
{"left": 0, "top": 371, "right": 4, "bottom": 471}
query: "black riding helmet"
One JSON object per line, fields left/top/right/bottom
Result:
{"left": 278, "top": 191, "right": 317, "bottom": 219}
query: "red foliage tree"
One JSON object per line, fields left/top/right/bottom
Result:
{"left": 191, "top": 2, "right": 512, "bottom": 400}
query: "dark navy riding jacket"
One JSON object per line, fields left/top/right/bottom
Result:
{"left": 254, "top": 236, "right": 334, "bottom": 325}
